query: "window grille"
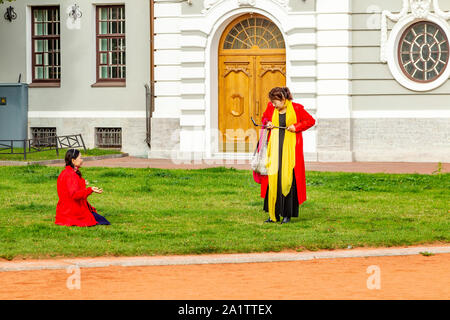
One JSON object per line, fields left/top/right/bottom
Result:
{"left": 96, "top": 5, "right": 126, "bottom": 82}
{"left": 31, "top": 127, "right": 57, "bottom": 147}
{"left": 31, "top": 6, "right": 61, "bottom": 82}
{"left": 399, "top": 21, "right": 449, "bottom": 83}
{"left": 95, "top": 128, "right": 122, "bottom": 148}
{"left": 223, "top": 16, "right": 285, "bottom": 50}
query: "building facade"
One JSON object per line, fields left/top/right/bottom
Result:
{"left": 0, "top": 0, "right": 449, "bottom": 162}
{"left": 0, "top": 0, "right": 150, "bottom": 156}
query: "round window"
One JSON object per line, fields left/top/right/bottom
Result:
{"left": 398, "top": 21, "right": 449, "bottom": 83}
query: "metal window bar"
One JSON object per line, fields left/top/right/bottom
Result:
{"left": 31, "top": 127, "right": 57, "bottom": 147}
{"left": 95, "top": 128, "right": 122, "bottom": 148}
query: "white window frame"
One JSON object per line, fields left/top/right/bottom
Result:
{"left": 386, "top": 14, "right": 450, "bottom": 92}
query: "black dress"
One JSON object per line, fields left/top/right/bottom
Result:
{"left": 263, "top": 113, "right": 299, "bottom": 221}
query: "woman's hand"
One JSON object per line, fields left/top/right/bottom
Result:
{"left": 91, "top": 187, "right": 103, "bottom": 194}
{"left": 287, "top": 125, "right": 296, "bottom": 133}
{"left": 266, "top": 121, "right": 274, "bottom": 130}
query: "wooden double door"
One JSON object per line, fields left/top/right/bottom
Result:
{"left": 218, "top": 14, "right": 286, "bottom": 152}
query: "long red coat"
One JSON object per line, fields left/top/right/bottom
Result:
{"left": 260, "top": 101, "right": 316, "bottom": 205}
{"left": 55, "top": 166, "right": 97, "bottom": 227}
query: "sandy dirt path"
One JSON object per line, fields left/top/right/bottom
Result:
{"left": 1, "top": 253, "right": 448, "bottom": 300}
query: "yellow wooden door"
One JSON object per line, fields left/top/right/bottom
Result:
{"left": 255, "top": 56, "right": 286, "bottom": 119}
{"left": 219, "top": 55, "right": 254, "bottom": 153}
{"left": 218, "top": 14, "right": 286, "bottom": 152}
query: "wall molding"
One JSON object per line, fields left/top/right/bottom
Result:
{"left": 202, "top": 0, "right": 290, "bottom": 14}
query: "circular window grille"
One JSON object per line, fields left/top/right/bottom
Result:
{"left": 223, "top": 16, "right": 285, "bottom": 50}
{"left": 399, "top": 21, "right": 449, "bottom": 83}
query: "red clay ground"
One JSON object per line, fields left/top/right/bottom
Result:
{"left": 1, "top": 253, "right": 448, "bottom": 300}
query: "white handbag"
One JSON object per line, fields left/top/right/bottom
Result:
{"left": 251, "top": 128, "right": 269, "bottom": 175}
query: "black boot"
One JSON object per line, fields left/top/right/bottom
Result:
{"left": 281, "top": 217, "right": 291, "bottom": 224}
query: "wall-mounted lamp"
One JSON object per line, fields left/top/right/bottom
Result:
{"left": 68, "top": 4, "right": 82, "bottom": 21}
{"left": 4, "top": 6, "right": 17, "bottom": 22}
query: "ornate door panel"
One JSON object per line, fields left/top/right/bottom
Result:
{"left": 219, "top": 56, "right": 254, "bottom": 152}
{"left": 255, "top": 56, "right": 286, "bottom": 118}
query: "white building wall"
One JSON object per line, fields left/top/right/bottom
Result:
{"left": 0, "top": 0, "right": 151, "bottom": 156}
{"left": 3, "top": 0, "right": 445, "bottom": 161}
{"left": 350, "top": 0, "right": 450, "bottom": 162}
{"left": 151, "top": 0, "right": 318, "bottom": 160}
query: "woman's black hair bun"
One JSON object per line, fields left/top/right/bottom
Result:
{"left": 282, "top": 87, "right": 293, "bottom": 100}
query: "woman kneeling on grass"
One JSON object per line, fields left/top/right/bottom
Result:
{"left": 55, "top": 149, "right": 110, "bottom": 227}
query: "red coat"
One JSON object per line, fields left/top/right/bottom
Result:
{"left": 55, "top": 166, "right": 97, "bottom": 227}
{"left": 260, "top": 101, "right": 316, "bottom": 205}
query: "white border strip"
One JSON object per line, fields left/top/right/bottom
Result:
{"left": 352, "top": 110, "right": 450, "bottom": 119}
{"left": 29, "top": 110, "right": 450, "bottom": 119}
{"left": 28, "top": 111, "right": 147, "bottom": 118}
{"left": 1, "top": 246, "right": 449, "bottom": 272}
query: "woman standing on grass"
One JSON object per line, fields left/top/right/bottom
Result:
{"left": 260, "top": 87, "right": 316, "bottom": 224}
{"left": 55, "top": 149, "right": 110, "bottom": 227}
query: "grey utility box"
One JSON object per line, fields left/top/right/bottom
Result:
{"left": 0, "top": 84, "right": 29, "bottom": 146}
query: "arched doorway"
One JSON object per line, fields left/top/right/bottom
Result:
{"left": 218, "top": 13, "right": 286, "bottom": 152}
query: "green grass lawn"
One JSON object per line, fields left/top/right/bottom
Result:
{"left": 0, "top": 148, "right": 122, "bottom": 161}
{"left": 0, "top": 165, "right": 448, "bottom": 260}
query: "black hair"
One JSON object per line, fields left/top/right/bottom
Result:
{"left": 269, "top": 87, "right": 293, "bottom": 102}
{"left": 65, "top": 149, "right": 82, "bottom": 178}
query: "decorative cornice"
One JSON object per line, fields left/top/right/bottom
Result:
{"left": 380, "top": 0, "right": 450, "bottom": 62}
{"left": 411, "top": 0, "right": 432, "bottom": 18}
{"left": 272, "top": 0, "right": 290, "bottom": 10}
{"left": 202, "top": 0, "right": 290, "bottom": 14}
{"left": 259, "top": 61, "right": 286, "bottom": 77}
{"left": 238, "top": 0, "right": 256, "bottom": 7}
{"left": 223, "top": 61, "right": 251, "bottom": 78}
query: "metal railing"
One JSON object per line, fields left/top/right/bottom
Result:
{"left": 0, "top": 134, "right": 86, "bottom": 160}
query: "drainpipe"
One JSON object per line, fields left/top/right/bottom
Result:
{"left": 145, "top": 83, "right": 153, "bottom": 148}
{"left": 146, "top": 0, "right": 155, "bottom": 148}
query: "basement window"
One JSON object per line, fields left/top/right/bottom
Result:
{"left": 31, "top": 127, "right": 57, "bottom": 147}
{"left": 95, "top": 128, "right": 122, "bottom": 148}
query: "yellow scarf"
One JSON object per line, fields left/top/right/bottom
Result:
{"left": 265, "top": 100, "right": 297, "bottom": 221}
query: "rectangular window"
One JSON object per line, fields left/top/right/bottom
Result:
{"left": 96, "top": 5, "right": 126, "bottom": 83}
{"left": 31, "top": 7, "right": 61, "bottom": 83}
{"left": 31, "top": 127, "right": 57, "bottom": 147}
{"left": 95, "top": 128, "right": 122, "bottom": 148}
